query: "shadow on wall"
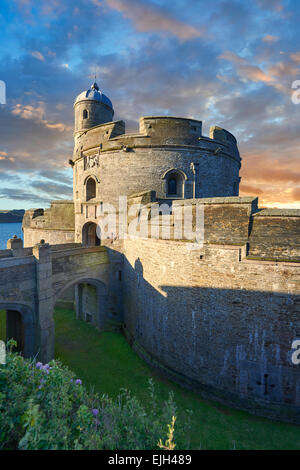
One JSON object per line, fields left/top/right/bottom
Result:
{"left": 120, "top": 254, "right": 300, "bottom": 423}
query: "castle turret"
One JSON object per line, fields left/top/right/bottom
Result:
{"left": 74, "top": 82, "right": 114, "bottom": 134}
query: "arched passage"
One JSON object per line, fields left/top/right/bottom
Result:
{"left": 0, "top": 303, "right": 35, "bottom": 358}
{"left": 54, "top": 278, "right": 108, "bottom": 330}
{"left": 82, "top": 222, "right": 101, "bottom": 247}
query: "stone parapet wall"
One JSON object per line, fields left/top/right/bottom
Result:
{"left": 125, "top": 196, "right": 300, "bottom": 262}
{"left": 249, "top": 209, "right": 300, "bottom": 261}
{"left": 22, "top": 200, "right": 75, "bottom": 247}
{"left": 74, "top": 117, "right": 240, "bottom": 165}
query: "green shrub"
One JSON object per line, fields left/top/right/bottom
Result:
{"left": 0, "top": 346, "right": 191, "bottom": 450}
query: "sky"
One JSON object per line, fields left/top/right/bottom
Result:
{"left": 0, "top": 0, "right": 299, "bottom": 210}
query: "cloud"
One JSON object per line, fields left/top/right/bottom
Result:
{"left": 12, "top": 103, "right": 45, "bottom": 120}
{"left": 219, "top": 51, "right": 275, "bottom": 84}
{"left": 0, "top": 0, "right": 299, "bottom": 210}
{"left": 103, "top": 0, "right": 204, "bottom": 40}
{"left": 239, "top": 184, "right": 264, "bottom": 195}
{"left": 291, "top": 187, "right": 300, "bottom": 201}
{"left": 31, "top": 180, "right": 73, "bottom": 198}
{"left": 11, "top": 103, "right": 72, "bottom": 132}
{"left": 31, "top": 51, "right": 45, "bottom": 61}
{"left": 0, "top": 187, "right": 52, "bottom": 205}
{"left": 262, "top": 34, "right": 279, "bottom": 42}
{"left": 290, "top": 51, "right": 300, "bottom": 63}
{"left": 219, "top": 49, "right": 300, "bottom": 99}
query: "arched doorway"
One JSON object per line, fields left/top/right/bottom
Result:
{"left": 0, "top": 303, "right": 35, "bottom": 357}
{"left": 82, "top": 222, "right": 101, "bottom": 247}
{"left": 54, "top": 278, "right": 108, "bottom": 330}
{"left": 6, "top": 310, "right": 24, "bottom": 353}
{"left": 75, "top": 280, "right": 107, "bottom": 328}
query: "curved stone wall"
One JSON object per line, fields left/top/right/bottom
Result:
{"left": 121, "top": 235, "right": 300, "bottom": 423}
{"left": 72, "top": 116, "right": 241, "bottom": 242}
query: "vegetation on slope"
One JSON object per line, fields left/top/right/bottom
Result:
{"left": 1, "top": 308, "right": 300, "bottom": 450}
{"left": 53, "top": 308, "right": 300, "bottom": 450}
{"left": 0, "top": 344, "right": 184, "bottom": 450}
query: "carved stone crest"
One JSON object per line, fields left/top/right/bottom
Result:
{"left": 85, "top": 154, "right": 99, "bottom": 170}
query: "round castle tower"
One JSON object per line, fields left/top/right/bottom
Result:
{"left": 72, "top": 84, "right": 242, "bottom": 245}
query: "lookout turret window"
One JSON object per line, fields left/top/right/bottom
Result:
{"left": 83, "top": 109, "right": 88, "bottom": 120}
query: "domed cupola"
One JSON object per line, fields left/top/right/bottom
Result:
{"left": 74, "top": 82, "right": 114, "bottom": 133}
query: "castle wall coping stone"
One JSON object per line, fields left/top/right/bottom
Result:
{"left": 50, "top": 243, "right": 82, "bottom": 251}
{"left": 0, "top": 249, "right": 12, "bottom": 259}
{"left": 0, "top": 255, "right": 35, "bottom": 268}
{"left": 50, "top": 200, "right": 74, "bottom": 205}
{"left": 172, "top": 196, "right": 258, "bottom": 205}
{"left": 140, "top": 115, "right": 202, "bottom": 123}
{"left": 243, "top": 258, "right": 300, "bottom": 266}
{"left": 253, "top": 208, "right": 300, "bottom": 217}
{"left": 51, "top": 246, "right": 107, "bottom": 257}
{"left": 206, "top": 243, "right": 245, "bottom": 249}
{"left": 24, "top": 227, "right": 75, "bottom": 231}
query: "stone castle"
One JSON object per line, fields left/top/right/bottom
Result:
{"left": 1, "top": 82, "right": 299, "bottom": 423}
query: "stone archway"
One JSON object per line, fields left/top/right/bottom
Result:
{"left": 82, "top": 222, "right": 101, "bottom": 247}
{"left": 0, "top": 303, "right": 35, "bottom": 358}
{"left": 54, "top": 278, "right": 108, "bottom": 330}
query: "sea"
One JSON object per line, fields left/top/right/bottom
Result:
{"left": 0, "top": 222, "right": 23, "bottom": 250}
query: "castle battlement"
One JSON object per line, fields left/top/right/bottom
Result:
{"left": 73, "top": 116, "right": 241, "bottom": 169}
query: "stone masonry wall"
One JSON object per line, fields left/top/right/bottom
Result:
{"left": 249, "top": 209, "right": 300, "bottom": 260}
{"left": 122, "top": 236, "right": 300, "bottom": 422}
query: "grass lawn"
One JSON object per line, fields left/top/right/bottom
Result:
{"left": 53, "top": 307, "right": 300, "bottom": 450}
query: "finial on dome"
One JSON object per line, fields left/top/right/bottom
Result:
{"left": 91, "top": 82, "right": 99, "bottom": 91}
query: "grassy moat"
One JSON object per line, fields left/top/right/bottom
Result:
{"left": 0, "top": 307, "right": 300, "bottom": 449}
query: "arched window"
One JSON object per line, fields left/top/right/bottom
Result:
{"left": 83, "top": 109, "right": 88, "bottom": 120}
{"left": 86, "top": 177, "right": 96, "bottom": 201}
{"left": 162, "top": 169, "right": 187, "bottom": 198}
